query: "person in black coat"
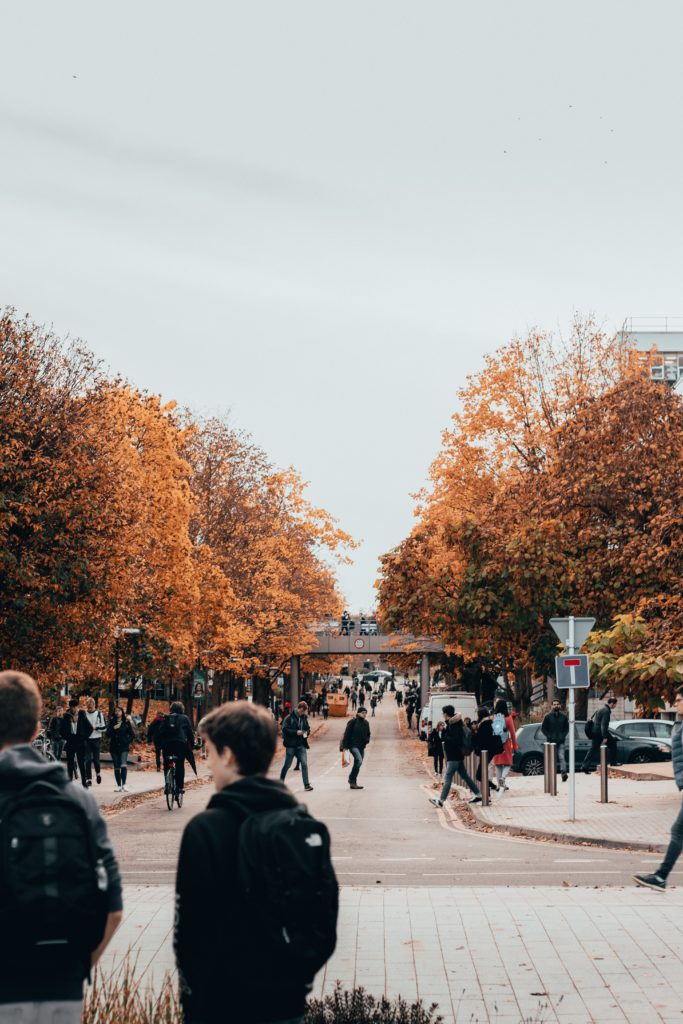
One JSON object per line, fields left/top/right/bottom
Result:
{"left": 106, "top": 705, "right": 136, "bottom": 791}
{"left": 582, "top": 697, "right": 618, "bottom": 773}
{"left": 159, "top": 701, "right": 196, "bottom": 793}
{"left": 473, "top": 706, "right": 499, "bottom": 793}
{"left": 427, "top": 722, "right": 444, "bottom": 776}
{"left": 280, "top": 701, "right": 313, "bottom": 791}
{"left": 340, "top": 707, "right": 371, "bottom": 789}
{"left": 61, "top": 697, "right": 91, "bottom": 786}
{"left": 542, "top": 700, "right": 570, "bottom": 780}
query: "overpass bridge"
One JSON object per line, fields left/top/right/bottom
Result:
{"left": 288, "top": 631, "right": 444, "bottom": 707}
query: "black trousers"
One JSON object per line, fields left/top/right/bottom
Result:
{"left": 66, "top": 741, "right": 87, "bottom": 786}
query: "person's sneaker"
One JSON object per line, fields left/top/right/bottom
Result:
{"left": 633, "top": 872, "right": 666, "bottom": 891}
{"left": 349, "top": 783, "right": 364, "bottom": 790}
{"left": 122, "top": 785, "right": 130, "bottom": 793}
{"left": 114, "top": 785, "right": 122, "bottom": 792}
{"left": 304, "top": 785, "right": 314, "bottom": 792}
{"left": 86, "top": 779, "right": 93, "bottom": 787}
{"left": 96, "top": 774, "right": 102, "bottom": 785}
{"left": 496, "top": 788, "right": 506, "bottom": 800}
{"left": 429, "top": 797, "right": 443, "bottom": 808}
{"left": 562, "top": 773, "right": 568, "bottom": 782}
{"left": 469, "top": 795, "right": 482, "bottom": 803}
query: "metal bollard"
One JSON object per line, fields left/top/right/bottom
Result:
{"left": 548, "top": 743, "right": 557, "bottom": 797}
{"left": 600, "top": 743, "right": 609, "bottom": 803}
{"left": 480, "top": 750, "right": 490, "bottom": 807}
{"left": 466, "top": 752, "right": 477, "bottom": 783}
{"left": 544, "top": 743, "right": 550, "bottom": 793}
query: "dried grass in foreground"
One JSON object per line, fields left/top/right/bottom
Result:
{"left": 82, "top": 961, "right": 444, "bottom": 1024}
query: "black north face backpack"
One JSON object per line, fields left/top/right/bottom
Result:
{"left": 0, "top": 781, "right": 109, "bottom": 969}
{"left": 237, "top": 805, "right": 338, "bottom": 978}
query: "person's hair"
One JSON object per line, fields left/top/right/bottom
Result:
{"left": 0, "top": 671, "right": 42, "bottom": 747}
{"left": 442, "top": 705, "right": 455, "bottom": 717}
{"left": 676, "top": 686, "right": 683, "bottom": 699}
{"left": 199, "top": 701, "right": 277, "bottom": 775}
{"left": 297, "top": 701, "right": 308, "bottom": 712}
{"left": 607, "top": 696, "right": 618, "bottom": 705}
{"left": 494, "top": 699, "right": 508, "bottom": 716}
{"left": 170, "top": 701, "right": 184, "bottom": 714}
{"left": 358, "top": 706, "right": 367, "bottom": 714}
{"left": 68, "top": 697, "right": 79, "bottom": 708}
{"left": 114, "top": 704, "right": 125, "bottom": 719}
{"left": 478, "top": 705, "right": 490, "bottom": 721}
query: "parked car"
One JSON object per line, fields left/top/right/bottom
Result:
{"left": 610, "top": 719, "right": 673, "bottom": 745}
{"left": 362, "top": 670, "right": 392, "bottom": 684}
{"left": 512, "top": 721, "right": 671, "bottom": 775}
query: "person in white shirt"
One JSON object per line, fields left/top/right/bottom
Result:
{"left": 84, "top": 697, "right": 106, "bottom": 786}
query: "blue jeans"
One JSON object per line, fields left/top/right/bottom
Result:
{"left": 348, "top": 746, "right": 364, "bottom": 784}
{"left": 281, "top": 746, "right": 309, "bottom": 786}
{"left": 440, "top": 759, "right": 479, "bottom": 802}
{"left": 659, "top": 796, "right": 683, "bottom": 879}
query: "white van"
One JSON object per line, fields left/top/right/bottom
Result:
{"left": 422, "top": 692, "right": 478, "bottom": 738}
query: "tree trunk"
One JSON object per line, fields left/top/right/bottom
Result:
{"left": 141, "top": 680, "right": 152, "bottom": 727}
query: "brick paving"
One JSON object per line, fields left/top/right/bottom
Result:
{"left": 104, "top": 884, "right": 683, "bottom": 1023}
{"left": 452, "top": 774, "right": 680, "bottom": 850}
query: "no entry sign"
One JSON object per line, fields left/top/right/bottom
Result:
{"left": 555, "top": 653, "right": 590, "bottom": 689}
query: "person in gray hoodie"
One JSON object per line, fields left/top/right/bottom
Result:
{"left": 0, "top": 671, "right": 123, "bottom": 1023}
{"left": 634, "top": 686, "right": 683, "bottom": 891}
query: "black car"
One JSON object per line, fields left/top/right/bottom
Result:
{"left": 513, "top": 721, "right": 671, "bottom": 775}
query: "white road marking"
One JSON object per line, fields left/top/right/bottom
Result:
{"left": 553, "top": 858, "right": 609, "bottom": 863}
{"left": 422, "top": 870, "right": 622, "bottom": 876}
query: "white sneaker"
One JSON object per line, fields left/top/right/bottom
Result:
{"left": 496, "top": 787, "right": 506, "bottom": 800}
{"left": 114, "top": 785, "right": 122, "bottom": 792}
{"left": 122, "top": 785, "right": 130, "bottom": 792}
{"left": 429, "top": 797, "right": 443, "bottom": 808}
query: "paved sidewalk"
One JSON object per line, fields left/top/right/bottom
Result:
{"left": 103, "top": 884, "right": 683, "bottom": 1023}
{"left": 448, "top": 774, "right": 679, "bottom": 851}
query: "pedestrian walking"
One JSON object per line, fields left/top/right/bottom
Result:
{"left": 396, "top": 689, "right": 403, "bottom": 708}
{"left": 341, "top": 706, "right": 371, "bottom": 789}
{"left": 429, "top": 706, "right": 480, "bottom": 807}
{"left": 159, "top": 701, "right": 196, "bottom": 795}
{"left": 322, "top": 700, "right": 329, "bottom": 720}
{"left": 146, "top": 709, "right": 166, "bottom": 771}
{"left": 106, "top": 705, "right": 136, "bottom": 792}
{"left": 491, "top": 699, "right": 518, "bottom": 798}
{"left": 83, "top": 697, "right": 106, "bottom": 786}
{"left": 427, "top": 721, "right": 444, "bottom": 777}
{"left": 0, "top": 671, "right": 122, "bottom": 1023}
{"left": 581, "top": 696, "right": 617, "bottom": 773}
{"left": 280, "top": 701, "right": 313, "bottom": 791}
{"left": 175, "top": 701, "right": 338, "bottom": 1024}
{"left": 351, "top": 689, "right": 358, "bottom": 711}
{"left": 542, "top": 699, "right": 570, "bottom": 781}
{"left": 370, "top": 694, "right": 378, "bottom": 717}
{"left": 634, "top": 687, "right": 683, "bottom": 891}
{"left": 406, "top": 696, "right": 415, "bottom": 729}
{"left": 47, "top": 704, "right": 66, "bottom": 762}
{"left": 473, "top": 706, "right": 500, "bottom": 794}
{"left": 61, "top": 697, "right": 90, "bottom": 785}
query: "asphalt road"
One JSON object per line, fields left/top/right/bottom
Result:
{"left": 108, "top": 698, "right": 676, "bottom": 887}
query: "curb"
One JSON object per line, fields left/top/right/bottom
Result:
{"left": 464, "top": 803, "right": 667, "bottom": 853}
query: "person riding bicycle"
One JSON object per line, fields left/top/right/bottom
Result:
{"left": 159, "top": 701, "right": 195, "bottom": 796}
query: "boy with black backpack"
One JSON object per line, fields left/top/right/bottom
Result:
{"left": 175, "top": 700, "right": 338, "bottom": 1024}
{"left": 0, "top": 670, "right": 123, "bottom": 1023}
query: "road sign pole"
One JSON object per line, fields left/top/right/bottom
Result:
{"left": 568, "top": 616, "right": 576, "bottom": 822}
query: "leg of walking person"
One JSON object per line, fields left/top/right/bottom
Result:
{"left": 91, "top": 738, "right": 102, "bottom": 783}
{"left": 348, "top": 747, "right": 364, "bottom": 786}
{"left": 280, "top": 747, "right": 295, "bottom": 781}
{"left": 558, "top": 744, "right": 568, "bottom": 778}
{"left": 176, "top": 755, "right": 186, "bottom": 792}
{"left": 77, "top": 747, "right": 88, "bottom": 787}
{"left": 155, "top": 742, "right": 162, "bottom": 772}
{"left": 111, "top": 751, "right": 122, "bottom": 789}
{"left": 455, "top": 759, "right": 480, "bottom": 797}
{"left": 635, "top": 799, "right": 683, "bottom": 890}
{"left": 298, "top": 748, "right": 311, "bottom": 789}
{"left": 120, "top": 751, "right": 129, "bottom": 789}
{"left": 436, "top": 760, "right": 457, "bottom": 804}
{"left": 66, "top": 743, "right": 76, "bottom": 780}
{"left": 581, "top": 737, "right": 602, "bottom": 772}
{"left": 84, "top": 741, "right": 93, "bottom": 785}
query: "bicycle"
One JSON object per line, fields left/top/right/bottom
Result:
{"left": 164, "top": 754, "right": 183, "bottom": 810}
{"left": 32, "top": 732, "right": 56, "bottom": 762}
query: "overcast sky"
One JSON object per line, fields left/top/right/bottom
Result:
{"left": 2, "top": 2, "right": 682, "bottom": 610}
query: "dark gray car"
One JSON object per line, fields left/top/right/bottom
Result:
{"left": 513, "top": 721, "right": 671, "bottom": 775}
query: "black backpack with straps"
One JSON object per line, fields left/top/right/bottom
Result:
{"left": 237, "top": 804, "right": 338, "bottom": 978}
{"left": 0, "top": 780, "right": 109, "bottom": 969}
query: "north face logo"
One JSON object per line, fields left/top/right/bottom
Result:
{"left": 305, "top": 833, "right": 323, "bottom": 848}
{"left": 41, "top": 813, "right": 54, "bottom": 827}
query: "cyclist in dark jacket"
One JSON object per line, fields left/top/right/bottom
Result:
{"left": 542, "top": 700, "right": 570, "bottom": 780}
{"left": 341, "top": 708, "right": 371, "bottom": 789}
{"left": 160, "top": 701, "right": 195, "bottom": 794}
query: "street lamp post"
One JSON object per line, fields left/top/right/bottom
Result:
{"left": 112, "top": 627, "right": 141, "bottom": 716}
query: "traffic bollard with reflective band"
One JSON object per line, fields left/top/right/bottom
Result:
{"left": 600, "top": 743, "right": 609, "bottom": 803}
{"left": 480, "top": 750, "right": 490, "bottom": 807}
{"left": 548, "top": 743, "right": 557, "bottom": 796}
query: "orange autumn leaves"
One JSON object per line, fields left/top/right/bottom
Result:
{"left": 377, "top": 318, "right": 683, "bottom": 701}
{"left": 0, "top": 310, "right": 353, "bottom": 687}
